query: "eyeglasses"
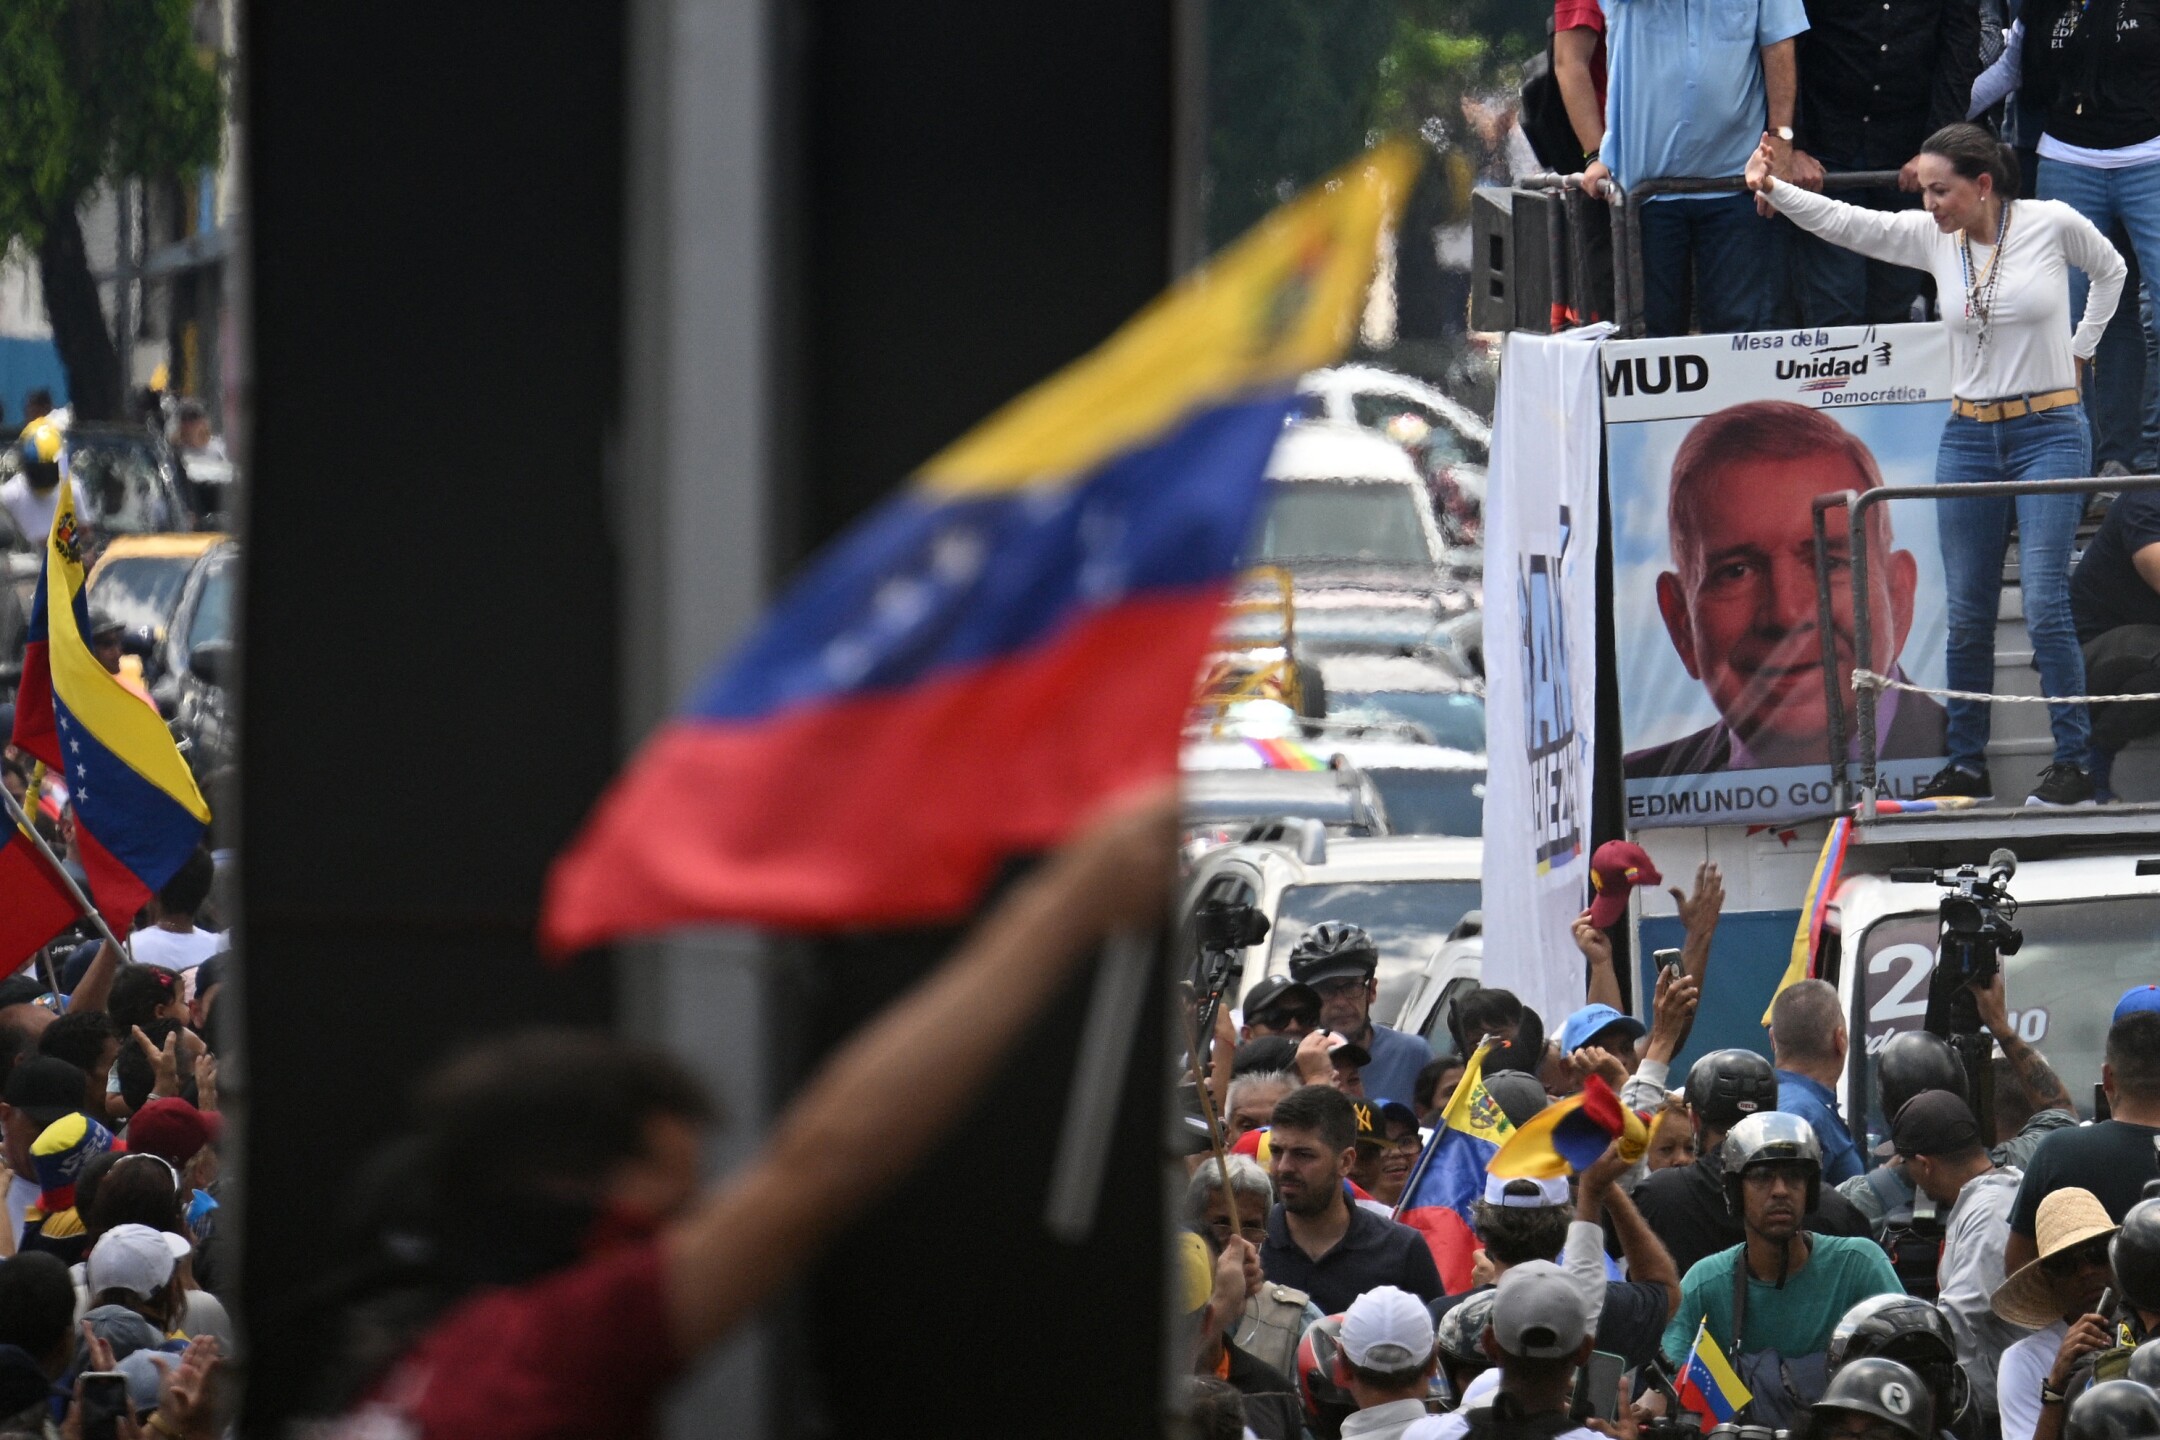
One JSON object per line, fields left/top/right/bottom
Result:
{"left": 1311, "top": 978, "right": 1369, "bottom": 999}
{"left": 1207, "top": 1217, "right": 1271, "bottom": 1248}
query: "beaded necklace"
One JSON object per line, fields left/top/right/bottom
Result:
{"left": 1958, "top": 198, "right": 2014, "bottom": 362}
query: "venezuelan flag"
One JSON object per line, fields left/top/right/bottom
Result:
{"left": 9, "top": 482, "right": 210, "bottom": 932}
{"left": 540, "top": 143, "right": 1420, "bottom": 947}
{"left": 1676, "top": 1317, "right": 1752, "bottom": 1430}
{"left": 1488, "top": 1074, "right": 1649, "bottom": 1180}
{"left": 1761, "top": 815, "right": 1852, "bottom": 1025}
{"left": 1395, "top": 1042, "right": 1512, "bottom": 1292}
{"left": 0, "top": 825, "right": 81, "bottom": 971}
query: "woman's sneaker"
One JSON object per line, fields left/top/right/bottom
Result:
{"left": 2027, "top": 762, "right": 2096, "bottom": 807}
{"left": 1917, "top": 763, "right": 1993, "bottom": 800}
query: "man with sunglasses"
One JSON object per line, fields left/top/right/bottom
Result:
{"left": 1240, "top": 976, "right": 1319, "bottom": 1042}
{"left": 1992, "top": 1189, "right": 2121, "bottom": 1440}
{"left": 1287, "top": 923, "right": 1429, "bottom": 1107}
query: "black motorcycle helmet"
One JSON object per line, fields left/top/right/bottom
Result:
{"left": 2128, "top": 1339, "right": 2160, "bottom": 1390}
{"left": 2112, "top": 1199, "right": 2160, "bottom": 1315}
{"left": 1809, "top": 1357, "right": 1935, "bottom": 1440}
{"left": 1828, "top": 1294, "right": 1972, "bottom": 1435}
{"left": 1686, "top": 1049, "right": 1778, "bottom": 1132}
{"left": 2065, "top": 1381, "right": 2160, "bottom": 1440}
{"left": 1876, "top": 1031, "right": 1967, "bottom": 1121}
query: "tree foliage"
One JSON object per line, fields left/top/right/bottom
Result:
{"left": 0, "top": 0, "right": 222, "bottom": 416}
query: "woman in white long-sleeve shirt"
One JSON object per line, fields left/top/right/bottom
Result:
{"left": 1746, "top": 123, "right": 2128, "bottom": 806}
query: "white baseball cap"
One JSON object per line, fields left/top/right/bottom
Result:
{"left": 1483, "top": 1173, "right": 1571, "bottom": 1207}
{"left": 1492, "top": 1259, "right": 1589, "bottom": 1359}
{"left": 85, "top": 1223, "right": 190, "bottom": 1299}
{"left": 1341, "top": 1285, "right": 1437, "bottom": 1371}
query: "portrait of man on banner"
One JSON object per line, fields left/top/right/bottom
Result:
{"left": 1624, "top": 401, "right": 1946, "bottom": 780}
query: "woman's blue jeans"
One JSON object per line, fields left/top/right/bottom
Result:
{"left": 1935, "top": 405, "right": 2094, "bottom": 770}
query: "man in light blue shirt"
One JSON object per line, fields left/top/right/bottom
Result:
{"left": 1769, "top": 979, "right": 1866, "bottom": 1185}
{"left": 1594, "top": 0, "right": 1810, "bottom": 335}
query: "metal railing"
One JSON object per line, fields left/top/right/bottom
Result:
{"left": 1810, "top": 474, "right": 2160, "bottom": 816}
{"left": 1521, "top": 169, "right": 1906, "bottom": 336}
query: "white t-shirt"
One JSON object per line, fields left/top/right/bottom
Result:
{"left": 1762, "top": 184, "right": 2128, "bottom": 401}
{"left": 0, "top": 474, "right": 56, "bottom": 545}
{"left": 129, "top": 926, "right": 230, "bottom": 973}
{"left": 6, "top": 1171, "right": 37, "bottom": 1242}
{"left": 1998, "top": 1319, "right": 2067, "bottom": 1440}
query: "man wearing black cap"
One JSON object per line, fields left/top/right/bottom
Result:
{"left": 1240, "top": 976, "right": 1319, "bottom": 1042}
{"left": 1895, "top": 1089, "right": 2025, "bottom": 1422}
{"left": 1287, "top": 923, "right": 1429, "bottom": 1106}
{"left": 1, "top": 1056, "right": 88, "bottom": 1239}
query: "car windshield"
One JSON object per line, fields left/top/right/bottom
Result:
{"left": 1268, "top": 877, "right": 1481, "bottom": 1020}
{"left": 1351, "top": 394, "right": 1489, "bottom": 465}
{"left": 1254, "top": 480, "right": 1434, "bottom": 566}
{"left": 1853, "top": 896, "right": 2160, "bottom": 1131}
{"left": 180, "top": 553, "right": 235, "bottom": 654}
{"left": 1365, "top": 768, "right": 1485, "bottom": 837}
{"left": 67, "top": 438, "right": 180, "bottom": 535}
{"left": 1334, "top": 689, "right": 1486, "bottom": 751}
{"left": 90, "top": 555, "right": 198, "bottom": 635}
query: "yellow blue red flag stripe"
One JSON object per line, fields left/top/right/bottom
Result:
{"left": 540, "top": 142, "right": 1420, "bottom": 949}
{"left": 1677, "top": 1317, "right": 1752, "bottom": 1429}
{"left": 1488, "top": 1074, "right": 1651, "bottom": 1179}
{"left": 1394, "top": 1041, "right": 1512, "bottom": 1291}
{"left": 9, "top": 481, "right": 209, "bottom": 931}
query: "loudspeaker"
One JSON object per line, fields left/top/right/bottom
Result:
{"left": 1469, "top": 185, "right": 1565, "bottom": 333}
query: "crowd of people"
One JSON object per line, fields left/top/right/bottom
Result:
{"left": 1169, "top": 854, "right": 2160, "bottom": 1440}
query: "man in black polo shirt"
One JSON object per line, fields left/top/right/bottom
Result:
{"left": 2004, "top": 1001, "right": 2160, "bottom": 1277}
{"left": 2071, "top": 489, "right": 2160, "bottom": 798}
{"left": 1624, "top": 1048, "right": 1872, "bottom": 1277}
{"left": 1259, "top": 1084, "right": 1442, "bottom": 1314}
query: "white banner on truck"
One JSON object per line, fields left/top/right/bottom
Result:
{"left": 1482, "top": 329, "right": 1605, "bottom": 1029}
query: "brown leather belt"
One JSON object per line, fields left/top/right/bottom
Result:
{"left": 1951, "top": 388, "right": 2080, "bottom": 422}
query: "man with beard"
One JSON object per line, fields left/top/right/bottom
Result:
{"left": 1259, "top": 1084, "right": 1442, "bottom": 1314}
{"left": 1625, "top": 401, "right": 1945, "bottom": 779}
{"left": 1660, "top": 1113, "right": 1899, "bottom": 1401}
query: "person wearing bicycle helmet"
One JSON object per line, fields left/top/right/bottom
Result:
{"left": 1660, "top": 1114, "right": 1900, "bottom": 1427}
{"left": 1804, "top": 1357, "right": 1937, "bottom": 1440}
{"left": 1288, "top": 922, "right": 1429, "bottom": 1104}
{"left": 1829, "top": 1295, "right": 1977, "bottom": 1440}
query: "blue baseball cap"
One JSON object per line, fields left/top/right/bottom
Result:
{"left": 2116, "top": 985, "right": 2160, "bottom": 1023}
{"left": 1560, "top": 1003, "right": 1646, "bottom": 1054}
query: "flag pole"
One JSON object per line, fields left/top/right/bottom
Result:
{"left": 1180, "top": 1001, "right": 1244, "bottom": 1239}
{"left": 0, "top": 780, "right": 131, "bottom": 960}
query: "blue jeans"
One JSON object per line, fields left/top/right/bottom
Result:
{"left": 1792, "top": 162, "right": 1928, "bottom": 326}
{"left": 1638, "top": 193, "right": 1791, "bottom": 337}
{"left": 2037, "top": 157, "right": 2160, "bottom": 468}
{"left": 1936, "top": 406, "right": 2094, "bottom": 770}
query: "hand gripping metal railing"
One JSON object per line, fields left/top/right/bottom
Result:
{"left": 1520, "top": 170, "right": 1906, "bottom": 336}
{"left": 1809, "top": 474, "right": 2160, "bottom": 816}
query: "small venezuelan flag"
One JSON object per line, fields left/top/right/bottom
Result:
{"left": 1762, "top": 816, "right": 1852, "bottom": 1024}
{"left": 1394, "top": 1041, "right": 1513, "bottom": 1291}
{"left": 1488, "top": 1074, "right": 1649, "bottom": 1179}
{"left": 541, "top": 143, "right": 1420, "bottom": 947}
{"left": 9, "top": 482, "right": 209, "bottom": 934}
{"left": 1676, "top": 1317, "right": 1752, "bottom": 1430}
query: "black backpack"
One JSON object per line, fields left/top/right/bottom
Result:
{"left": 1519, "top": 19, "right": 1587, "bottom": 173}
{"left": 1461, "top": 1403, "right": 1587, "bottom": 1440}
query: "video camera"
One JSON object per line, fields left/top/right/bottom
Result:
{"left": 1889, "top": 848, "right": 2022, "bottom": 1139}
{"left": 1185, "top": 901, "right": 1271, "bottom": 1055}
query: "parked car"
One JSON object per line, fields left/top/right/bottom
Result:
{"left": 1392, "top": 912, "right": 1485, "bottom": 1057}
{"left": 151, "top": 540, "right": 237, "bottom": 773}
{"left": 1296, "top": 364, "right": 1491, "bottom": 550}
{"left": 87, "top": 534, "right": 230, "bottom": 682}
{"left": 1178, "top": 829, "right": 1483, "bottom": 1024}
{"left": 1179, "top": 748, "right": 1391, "bottom": 859}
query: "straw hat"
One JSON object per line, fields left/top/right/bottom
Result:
{"left": 1992, "top": 1188, "right": 2119, "bottom": 1329}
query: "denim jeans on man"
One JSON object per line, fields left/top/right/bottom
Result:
{"left": 2039, "top": 158, "right": 2160, "bottom": 468}
{"left": 1936, "top": 405, "right": 2095, "bottom": 770}
{"left": 2090, "top": 272, "right": 2160, "bottom": 471}
{"left": 1639, "top": 194, "right": 1792, "bottom": 337}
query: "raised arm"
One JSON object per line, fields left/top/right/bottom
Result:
{"left": 659, "top": 786, "right": 1178, "bottom": 1358}
{"left": 1747, "top": 139, "right": 1943, "bottom": 269}
{"left": 1973, "top": 972, "right": 2076, "bottom": 1118}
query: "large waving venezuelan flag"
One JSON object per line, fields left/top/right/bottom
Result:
{"left": 9, "top": 482, "right": 210, "bottom": 932}
{"left": 1395, "top": 1042, "right": 1513, "bottom": 1292}
{"left": 540, "top": 144, "right": 1419, "bottom": 948}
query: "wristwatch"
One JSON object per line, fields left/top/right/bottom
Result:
{"left": 1773, "top": 126, "right": 1795, "bottom": 142}
{"left": 2040, "top": 1380, "right": 2069, "bottom": 1407}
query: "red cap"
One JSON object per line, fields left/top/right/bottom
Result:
{"left": 125, "top": 1098, "right": 222, "bottom": 1168}
{"left": 1588, "top": 840, "right": 1662, "bottom": 928}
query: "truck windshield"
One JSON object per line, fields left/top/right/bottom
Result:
{"left": 1853, "top": 897, "right": 2160, "bottom": 1133}
{"left": 1255, "top": 481, "right": 1436, "bottom": 566}
{"left": 1269, "top": 878, "right": 1481, "bottom": 1023}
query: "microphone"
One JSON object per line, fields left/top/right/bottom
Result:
{"left": 1987, "top": 848, "right": 2017, "bottom": 887}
